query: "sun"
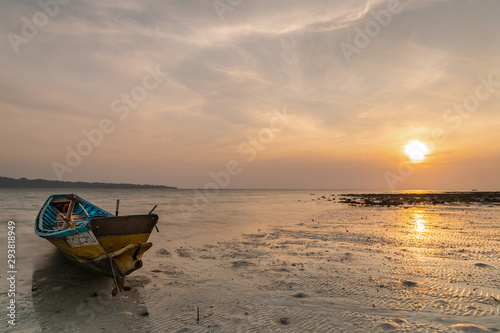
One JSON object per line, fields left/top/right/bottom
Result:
{"left": 404, "top": 140, "right": 429, "bottom": 162}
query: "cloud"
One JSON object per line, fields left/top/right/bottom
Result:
{"left": 1, "top": 0, "right": 499, "bottom": 188}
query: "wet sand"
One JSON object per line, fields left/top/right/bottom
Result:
{"left": 134, "top": 202, "right": 499, "bottom": 332}
{"left": 2, "top": 191, "right": 500, "bottom": 332}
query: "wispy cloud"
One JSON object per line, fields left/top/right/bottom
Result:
{"left": 1, "top": 0, "right": 499, "bottom": 188}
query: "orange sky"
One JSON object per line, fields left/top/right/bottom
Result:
{"left": 1, "top": 0, "right": 499, "bottom": 189}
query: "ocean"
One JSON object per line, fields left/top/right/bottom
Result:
{"left": 0, "top": 188, "right": 499, "bottom": 332}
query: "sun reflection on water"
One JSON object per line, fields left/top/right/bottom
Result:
{"left": 414, "top": 212, "right": 426, "bottom": 234}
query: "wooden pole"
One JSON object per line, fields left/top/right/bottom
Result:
{"left": 115, "top": 199, "right": 120, "bottom": 216}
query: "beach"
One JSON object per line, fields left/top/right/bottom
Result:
{"left": 3, "top": 1, "right": 500, "bottom": 332}
{"left": 1, "top": 189, "right": 499, "bottom": 332}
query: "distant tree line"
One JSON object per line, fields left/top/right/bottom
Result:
{"left": 0, "top": 176, "right": 176, "bottom": 189}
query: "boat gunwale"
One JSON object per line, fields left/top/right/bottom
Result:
{"left": 35, "top": 194, "right": 113, "bottom": 239}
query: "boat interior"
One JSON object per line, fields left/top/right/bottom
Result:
{"left": 50, "top": 197, "right": 88, "bottom": 230}
{"left": 39, "top": 195, "right": 111, "bottom": 232}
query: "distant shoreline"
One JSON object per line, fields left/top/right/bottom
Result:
{"left": 0, "top": 176, "right": 176, "bottom": 189}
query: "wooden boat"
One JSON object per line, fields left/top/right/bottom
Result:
{"left": 35, "top": 194, "right": 158, "bottom": 292}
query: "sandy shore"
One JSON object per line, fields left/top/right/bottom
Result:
{"left": 2, "top": 192, "right": 500, "bottom": 332}
{"left": 132, "top": 203, "right": 499, "bottom": 332}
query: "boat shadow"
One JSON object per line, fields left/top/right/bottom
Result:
{"left": 31, "top": 250, "right": 152, "bottom": 332}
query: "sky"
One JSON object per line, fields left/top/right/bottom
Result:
{"left": 1, "top": 0, "right": 500, "bottom": 190}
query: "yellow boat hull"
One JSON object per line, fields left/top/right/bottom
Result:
{"left": 49, "top": 233, "right": 154, "bottom": 277}
{"left": 47, "top": 214, "right": 159, "bottom": 277}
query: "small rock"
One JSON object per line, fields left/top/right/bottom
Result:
{"left": 292, "top": 292, "right": 308, "bottom": 298}
{"left": 401, "top": 280, "right": 418, "bottom": 287}
{"left": 280, "top": 317, "right": 290, "bottom": 325}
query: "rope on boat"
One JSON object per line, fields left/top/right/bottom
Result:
{"left": 105, "top": 251, "right": 135, "bottom": 333}
{"left": 71, "top": 225, "right": 135, "bottom": 333}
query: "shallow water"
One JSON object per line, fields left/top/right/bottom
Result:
{"left": 0, "top": 189, "right": 499, "bottom": 332}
